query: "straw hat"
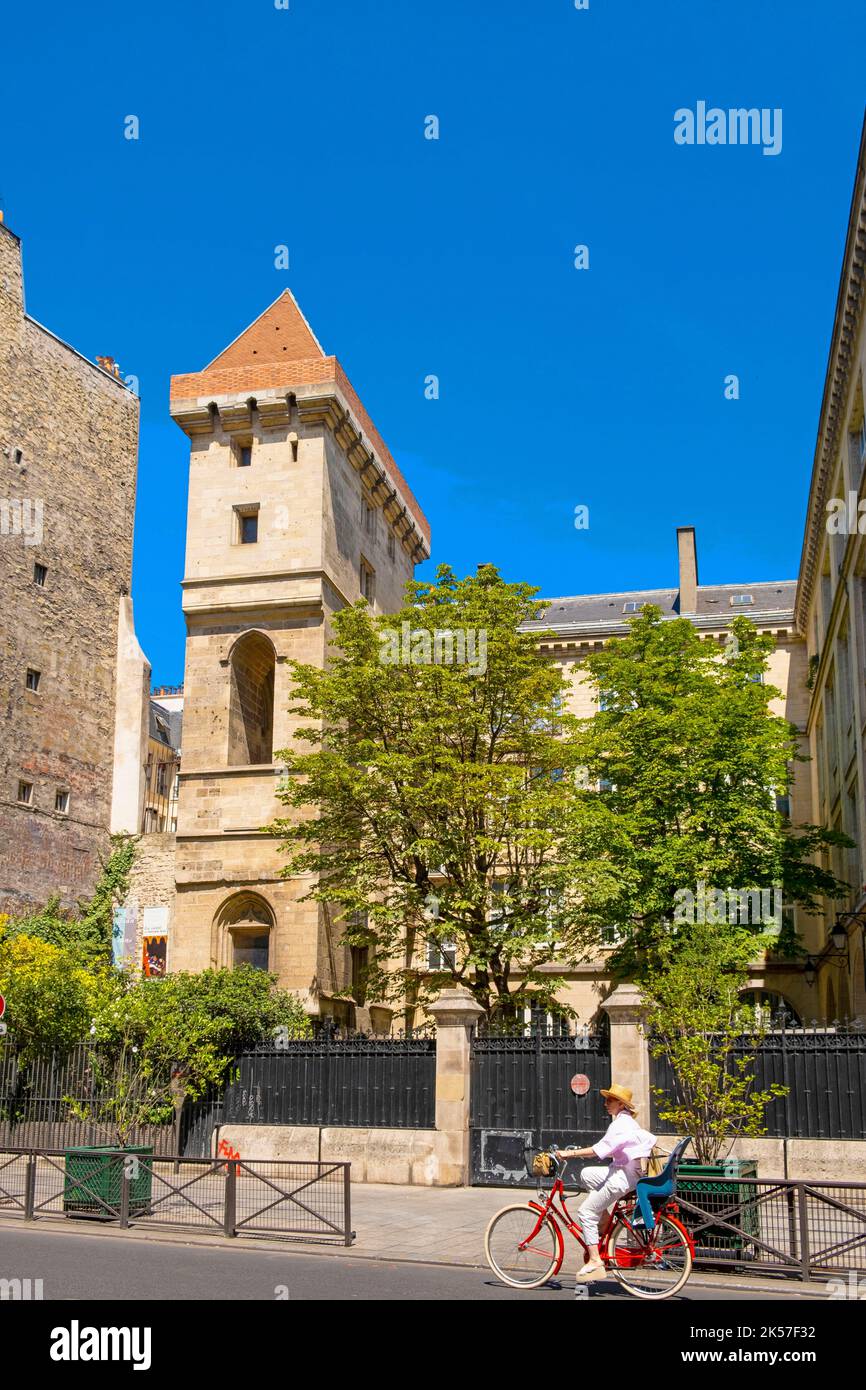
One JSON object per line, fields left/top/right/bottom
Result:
{"left": 600, "top": 1083, "right": 637, "bottom": 1112}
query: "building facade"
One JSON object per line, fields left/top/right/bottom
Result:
{"left": 796, "top": 115, "right": 866, "bottom": 1024}
{"left": 168, "top": 291, "right": 429, "bottom": 1015}
{"left": 0, "top": 217, "right": 142, "bottom": 914}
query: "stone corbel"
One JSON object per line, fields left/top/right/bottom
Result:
{"left": 256, "top": 395, "right": 292, "bottom": 431}
{"left": 218, "top": 401, "right": 255, "bottom": 435}
{"left": 296, "top": 394, "right": 344, "bottom": 432}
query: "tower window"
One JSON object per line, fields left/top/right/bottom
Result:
{"left": 234, "top": 504, "right": 260, "bottom": 544}
{"left": 26, "top": 668, "right": 41, "bottom": 692}
{"left": 17, "top": 781, "right": 33, "bottom": 805}
{"left": 388, "top": 532, "right": 396, "bottom": 561}
{"left": 33, "top": 563, "right": 47, "bottom": 587}
{"left": 360, "top": 558, "right": 375, "bottom": 603}
{"left": 236, "top": 442, "right": 253, "bottom": 468}
{"left": 55, "top": 789, "right": 69, "bottom": 814}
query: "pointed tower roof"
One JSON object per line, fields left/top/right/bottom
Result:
{"left": 205, "top": 290, "right": 326, "bottom": 370}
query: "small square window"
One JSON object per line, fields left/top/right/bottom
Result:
{"left": 17, "top": 780, "right": 33, "bottom": 805}
{"left": 33, "top": 563, "right": 47, "bottom": 587}
{"left": 26, "top": 668, "right": 41, "bottom": 692}
{"left": 55, "top": 789, "right": 69, "bottom": 814}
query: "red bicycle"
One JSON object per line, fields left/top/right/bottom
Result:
{"left": 484, "top": 1144, "right": 694, "bottom": 1299}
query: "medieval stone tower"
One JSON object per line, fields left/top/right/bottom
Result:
{"left": 169, "top": 292, "right": 429, "bottom": 1016}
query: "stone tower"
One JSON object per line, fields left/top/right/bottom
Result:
{"left": 169, "top": 291, "right": 430, "bottom": 1015}
{"left": 0, "top": 218, "right": 142, "bottom": 914}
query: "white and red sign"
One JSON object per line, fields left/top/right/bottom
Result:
{"left": 570, "top": 1073, "right": 590, "bottom": 1096}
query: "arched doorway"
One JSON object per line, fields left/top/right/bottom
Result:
{"left": 227, "top": 631, "right": 275, "bottom": 765}
{"left": 213, "top": 891, "right": 275, "bottom": 970}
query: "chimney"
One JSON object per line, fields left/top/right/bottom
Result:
{"left": 676, "top": 527, "right": 698, "bottom": 614}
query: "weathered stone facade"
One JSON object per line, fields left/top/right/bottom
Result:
{"left": 169, "top": 291, "right": 430, "bottom": 1011}
{"left": 0, "top": 220, "right": 140, "bottom": 913}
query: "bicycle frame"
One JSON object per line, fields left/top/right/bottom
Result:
{"left": 521, "top": 1177, "right": 693, "bottom": 1279}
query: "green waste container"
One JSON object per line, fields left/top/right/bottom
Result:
{"left": 63, "top": 1145, "right": 154, "bottom": 1217}
{"left": 676, "top": 1158, "right": 760, "bottom": 1258}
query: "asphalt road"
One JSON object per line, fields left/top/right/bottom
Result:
{"left": 0, "top": 1225, "right": 827, "bottom": 1301}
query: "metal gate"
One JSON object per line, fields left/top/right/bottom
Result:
{"left": 470, "top": 1023, "right": 611, "bottom": 1186}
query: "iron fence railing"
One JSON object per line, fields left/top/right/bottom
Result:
{"left": 668, "top": 1174, "right": 866, "bottom": 1280}
{"left": 0, "top": 1147, "right": 352, "bottom": 1245}
{"left": 650, "top": 1018, "right": 866, "bottom": 1140}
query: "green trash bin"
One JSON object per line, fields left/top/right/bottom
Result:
{"left": 676, "top": 1158, "right": 760, "bottom": 1258}
{"left": 63, "top": 1145, "right": 154, "bottom": 1217}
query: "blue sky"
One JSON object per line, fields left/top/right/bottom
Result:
{"left": 2, "top": 1, "right": 864, "bottom": 684}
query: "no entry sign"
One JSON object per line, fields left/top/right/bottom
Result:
{"left": 571, "top": 1073, "right": 590, "bottom": 1096}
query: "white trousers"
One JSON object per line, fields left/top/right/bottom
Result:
{"left": 576, "top": 1164, "right": 639, "bottom": 1246}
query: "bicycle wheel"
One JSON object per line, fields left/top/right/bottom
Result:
{"left": 484, "top": 1204, "right": 563, "bottom": 1289}
{"left": 608, "top": 1213, "right": 692, "bottom": 1300}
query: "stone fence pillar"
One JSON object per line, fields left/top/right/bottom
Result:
{"left": 600, "top": 983, "right": 651, "bottom": 1120}
{"left": 427, "top": 986, "right": 484, "bottom": 1185}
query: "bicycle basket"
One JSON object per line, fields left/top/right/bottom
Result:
{"left": 530, "top": 1151, "right": 554, "bottom": 1177}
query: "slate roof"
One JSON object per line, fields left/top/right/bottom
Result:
{"left": 149, "top": 701, "right": 183, "bottom": 752}
{"left": 524, "top": 580, "right": 797, "bottom": 633}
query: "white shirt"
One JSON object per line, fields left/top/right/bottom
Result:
{"left": 592, "top": 1111, "right": 657, "bottom": 1168}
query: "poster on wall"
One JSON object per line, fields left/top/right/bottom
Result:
{"left": 142, "top": 935, "right": 168, "bottom": 977}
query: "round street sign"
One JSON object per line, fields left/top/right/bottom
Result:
{"left": 571, "top": 1073, "right": 590, "bottom": 1096}
{"left": 0, "top": 995, "right": 5, "bottom": 1018}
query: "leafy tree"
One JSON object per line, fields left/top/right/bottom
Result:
{"left": 272, "top": 564, "right": 619, "bottom": 1019}
{"left": 571, "top": 607, "right": 849, "bottom": 971}
{"left": 644, "top": 920, "right": 788, "bottom": 1163}
{"left": 0, "top": 932, "right": 98, "bottom": 1060}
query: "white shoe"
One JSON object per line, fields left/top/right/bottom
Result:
{"left": 575, "top": 1259, "right": 605, "bottom": 1280}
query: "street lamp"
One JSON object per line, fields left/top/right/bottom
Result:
{"left": 831, "top": 920, "right": 849, "bottom": 956}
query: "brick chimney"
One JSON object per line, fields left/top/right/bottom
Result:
{"left": 676, "top": 526, "right": 698, "bottom": 614}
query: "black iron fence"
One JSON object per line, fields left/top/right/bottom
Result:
{"left": 224, "top": 1033, "right": 437, "bottom": 1129}
{"left": 666, "top": 1173, "right": 866, "bottom": 1279}
{"left": 650, "top": 1019, "right": 866, "bottom": 1139}
{"left": 470, "top": 1021, "right": 611, "bottom": 1185}
{"left": 0, "top": 1147, "right": 352, "bottom": 1245}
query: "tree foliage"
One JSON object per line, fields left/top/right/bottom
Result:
{"left": 272, "top": 564, "right": 619, "bottom": 1018}
{"left": 644, "top": 921, "right": 788, "bottom": 1163}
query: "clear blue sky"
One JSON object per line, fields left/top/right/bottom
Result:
{"left": 2, "top": 1, "right": 864, "bottom": 684}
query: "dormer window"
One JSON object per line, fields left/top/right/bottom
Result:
{"left": 730, "top": 594, "right": 754, "bottom": 607}
{"left": 623, "top": 601, "right": 640, "bottom": 613}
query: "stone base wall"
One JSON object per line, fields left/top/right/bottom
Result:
{"left": 216, "top": 1124, "right": 461, "bottom": 1186}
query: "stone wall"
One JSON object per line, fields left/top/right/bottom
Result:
{"left": 119, "top": 832, "right": 176, "bottom": 971}
{"left": 0, "top": 220, "right": 139, "bottom": 914}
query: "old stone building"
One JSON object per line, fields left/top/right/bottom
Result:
{"left": 0, "top": 216, "right": 142, "bottom": 914}
{"left": 168, "top": 291, "right": 430, "bottom": 1015}
{"left": 796, "top": 113, "right": 866, "bottom": 1024}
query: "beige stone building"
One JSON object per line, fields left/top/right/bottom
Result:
{"left": 167, "top": 291, "right": 429, "bottom": 1014}
{"left": 0, "top": 215, "right": 142, "bottom": 914}
{"left": 795, "top": 114, "right": 866, "bottom": 1024}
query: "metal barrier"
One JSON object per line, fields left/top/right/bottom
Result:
{"left": 673, "top": 1174, "right": 866, "bottom": 1279}
{"left": 0, "top": 1148, "right": 353, "bottom": 1246}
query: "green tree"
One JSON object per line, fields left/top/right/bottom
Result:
{"left": 272, "top": 564, "right": 618, "bottom": 1019}
{"left": 0, "top": 932, "right": 97, "bottom": 1060}
{"left": 644, "top": 921, "right": 788, "bottom": 1163}
{"left": 571, "top": 607, "right": 849, "bottom": 969}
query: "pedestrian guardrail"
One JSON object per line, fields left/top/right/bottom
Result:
{"left": 0, "top": 1147, "right": 353, "bottom": 1246}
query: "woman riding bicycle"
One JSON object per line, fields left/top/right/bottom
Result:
{"left": 555, "top": 1083, "right": 656, "bottom": 1280}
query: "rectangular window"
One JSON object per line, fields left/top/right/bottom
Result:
{"left": 234, "top": 440, "right": 253, "bottom": 467}
{"left": 17, "top": 780, "right": 33, "bottom": 805}
{"left": 26, "top": 668, "right": 41, "bottom": 692}
{"left": 234, "top": 504, "right": 260, "bottom": 544}
{"left": 55, "top": 789, "right": 69, "bottom": 814}
{"left": 364, "top": 500, "right": 375, "bottom": 535}
{"left": 730, "top": 594, "right": 754, "bottom": 607}
{"left": 360, "top": 558, "right": 375, "bottom": 603}
{"left": 623, "top": 601, "right": 640, "bottom": 613}
{"left": 388, "top": 532, "right": 396, "bottom": 561}
{"left": 427, "top": 939, "right": 457, "bottom": 970}
{"left": 33, "top": 563, "right": 47, "bottom": 587}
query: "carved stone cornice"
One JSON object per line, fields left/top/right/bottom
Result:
{"left": 796, "top": 120, "right": 866, "bottom": 632}
{"left": 171, "top": 402, "right": 214, "bottom": 436}
{"left": 256, "top": 395, "right": 292, "bottom": 430}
